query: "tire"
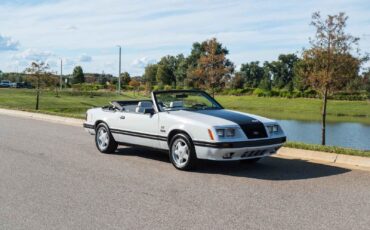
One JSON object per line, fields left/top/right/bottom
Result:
{"left": 240, "top": 157, "right": 262, "bottom": 164}
{"left": 169, "top": 133, "right": 197, "bottom": 170}
{"left": 95, "top": 123, "right": 118, "bottom": 153}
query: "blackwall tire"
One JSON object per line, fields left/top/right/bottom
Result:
{"left": 95, "top": 123, "right": 118, "bottom": 153}
{"left": 169, "top": 133, "right": 197, "bottom": 170}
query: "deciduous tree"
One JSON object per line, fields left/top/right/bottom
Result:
{"left": 191, "top": 38, "right": 234, "bottom": 96}
{"left": 297, "top": 12, "right": 367, "bottom": 145}
{"left": 24, "top": 62, "right": 53, "bottom": 110}
{"left": 72, "top": 66, "right": 85, "bottom": 84}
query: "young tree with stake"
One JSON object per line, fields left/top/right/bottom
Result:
{"left": 297, "top": 12, "right": 367, "bottom": 145}
{"left": 25, "top": 62, "right": 53, "bottom": 110}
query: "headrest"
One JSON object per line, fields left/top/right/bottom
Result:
{"left": 170, "top": 101, "right": 183, "bottom": 108}
{"left": 137, "top": 101, "right": 152, "bottom": 108}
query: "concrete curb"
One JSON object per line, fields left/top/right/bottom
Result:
{"left": 277, "top": 147, "right": 370, "bottom": 170}
{"left": 1, "top": 108, "right": 369, "bottom": 171}
{"left": 0, "top": 108, "right": 84, "bottom": 127}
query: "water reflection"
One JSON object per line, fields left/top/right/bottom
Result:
{"left": 277, "top": 120, "right": 370, "bottom": 150}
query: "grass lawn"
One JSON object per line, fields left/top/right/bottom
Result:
{"left": 0, "top": 89, "right": 146, "bottom": 118}
{"left": 0, "top": 89, "right": 369, "bottom": 124}
{"left": 215, "top": 95, "right": 370, "bottom": 124}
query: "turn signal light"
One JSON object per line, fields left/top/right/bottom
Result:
{"left": 208, "top": 129, "right": 214, "bottom": 140}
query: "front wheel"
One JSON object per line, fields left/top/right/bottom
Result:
{"left": 95, "top": 123, "right": 118, "bottom": 153}
{"left": 169, "top": 133, "right": 197, "bottom": 170}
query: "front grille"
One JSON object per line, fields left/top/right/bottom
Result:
{"left": 240, "top": 122, "right": 268, "bottom": 139}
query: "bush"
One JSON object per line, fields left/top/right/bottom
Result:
{"left": 253, "top": 88, "right": 270, "bottom": 97}
{"left": 164, "top": 85, "right": 172, "bottom": 90}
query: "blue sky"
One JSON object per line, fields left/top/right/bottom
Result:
{"left": 0, "top": 0, "right": 369, "bottom": 76}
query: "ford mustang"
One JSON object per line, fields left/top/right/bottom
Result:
{"left": 83, "top": 90, "right": 286, "bottom": 170}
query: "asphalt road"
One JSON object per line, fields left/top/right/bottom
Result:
{"left": 1, "top": 114, "right": 370, "bottom": 230}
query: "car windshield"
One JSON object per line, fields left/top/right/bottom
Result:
{"left": 154, "top": 91, "right": 223, "bottom": 112}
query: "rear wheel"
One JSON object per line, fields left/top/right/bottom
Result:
{"left": 95, "top": 123, "right": 118, "bottom": 153}
{"left": 169, "top": 133, "right": 197, "bottom": 170}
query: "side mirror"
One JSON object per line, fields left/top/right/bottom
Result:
{"left": 143, "top": 108, "right": 155, "bottom": 115}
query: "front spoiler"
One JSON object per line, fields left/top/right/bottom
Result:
{"left": 193, "top": 137, "right": 286, "bottom": 148}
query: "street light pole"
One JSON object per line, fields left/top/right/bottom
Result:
{"left": 118, "top": 45, "right": 122, "bottom": 94}
{"left": 60, "top": 59, "right": 63, "bottom": 91}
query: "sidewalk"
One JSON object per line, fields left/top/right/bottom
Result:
{"left": 1, "top": 108, "right": 369, "bottom": 171}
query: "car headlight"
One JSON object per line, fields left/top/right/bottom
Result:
{"left": 267, "top": 125, "right": 279, "bottom": 133}
{"left": 216, "top": 128, "right": 236, "bottom": 137}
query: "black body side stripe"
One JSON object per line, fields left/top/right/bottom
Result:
{"left": 110, "top": 129, "right": 167, "bottom": 141}
{"left": 86, "top": 124, "right": 286, "bottom": 148}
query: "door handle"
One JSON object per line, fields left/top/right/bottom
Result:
{"left": 120, "top": 115, "right": 125, "bottom": 119}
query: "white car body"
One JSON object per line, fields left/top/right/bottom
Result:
{"left": 84, "top": 90, "right": 286, "bottom": 162}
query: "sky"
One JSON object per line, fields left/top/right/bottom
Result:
{"left": 0, "top": 0, "right": 369, "bottom": 76}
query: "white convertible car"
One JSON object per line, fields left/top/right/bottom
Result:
{"left": 84, "top": 90, "right": 286, "bottom": 170}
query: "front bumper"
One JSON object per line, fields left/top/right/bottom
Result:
{"left": 194, "top": 137, "right": 286, "bottom": 161}
{"left": 83, "top": 123, "right": 95, "bottom": 135}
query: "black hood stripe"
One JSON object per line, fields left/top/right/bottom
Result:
{"left": 191, "top": 109, "right": 259, "bottom": 125}
{"left": 191, "top": 109, "right": 268, "bottom": 139}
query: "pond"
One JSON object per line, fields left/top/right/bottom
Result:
{"left": 277, "top": 119, "right": 370, "bottom": 150}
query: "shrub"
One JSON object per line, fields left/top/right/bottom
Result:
{"left": 253, "top": 88, "right": 270, "bottom": 97}
{"left": 164, "top": 85, "right": 172, "bottom": 90}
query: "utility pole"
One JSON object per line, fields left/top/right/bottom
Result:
{"left": 60, "top": 59, "right": 63, "bottom": 91}
{"left": 118, "top": 45, "right": 121, "bottom": 94}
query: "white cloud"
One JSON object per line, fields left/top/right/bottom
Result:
{"left": 0, "top": 0, "right": 369, "bottom": 75}
{"left": 62, "top": 57, "right": 75, "bottom": 67}
{"left": 14, "top": 48, "right": 54, "bottom": 62}
{"left": 79, "top": 54, "right": 92, "bottom": 62}
{"left": 0, "top": 34, "right": 20, "bottom": 51}
{"left": 131, "top": 57, "right": 156, "bottom": 69}
{"left": 64, "top": 25, "right": 78, "bottom": 31}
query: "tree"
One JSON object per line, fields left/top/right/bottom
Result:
{"left": 120, "top": 72, "right": 131, "bottom": 86}
{"left": 129, "top": 79, "right": 140, "bottom": 95}
{"left": 269, "top": 54, "right": 299, "bottom": 89}
{"left": 258, "top": 62, "right": 272, "bottom": 91}
{"left": 156, "top": 56, "right": 177, "bottom": 86}
{"left": 230, "top": 72, "right": 245, "bottom": 89}
{"left": 174, "top": 54, "right": 187, "bottom": 88}
{"left": 24, "top": 62, "right": 53, "bottom": 110}
{"left": 297, "top": 12, "right": 366, "bottom": 145}
{"left": 143, "top": 64, "right": 158, "bottom": 87}
{"left": 239, "top": 61, "right": 264, "bottom": 88}
{"left": 72, "top": 66, "right": 85, "bottom": 84}
{"left": 190, "top": 38, "right": 234, "bottom": 96}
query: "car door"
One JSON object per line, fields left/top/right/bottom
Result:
{"left": 111, "top": 110, "right": 160, "bottom": 148}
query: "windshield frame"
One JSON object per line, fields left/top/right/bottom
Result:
{"left": 152, "top": 90, "right": 224, "bottom": 112}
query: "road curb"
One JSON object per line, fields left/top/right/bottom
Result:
{"left": 1, "top": 108, "right": 369, "bottom": 171}
{"left": 277, "top": 147, "right": 370, "bottom": 170}
{"left": 0, "top": 108, "right": 84, "bottom": 127}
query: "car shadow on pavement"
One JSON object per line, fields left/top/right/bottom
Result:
{"left": 115, "top": 147, "right": 350, "bottom": 181}
{"left": 194, "top": 157, "right": 350, "bottom": 181}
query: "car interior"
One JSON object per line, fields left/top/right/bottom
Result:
{"left": 103, "top": 100, "right": 154, "bottom": 114}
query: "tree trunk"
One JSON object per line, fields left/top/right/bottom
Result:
{"left": 36, "top": 89, "right": 40, "bottom": 110}
{"left": 35, "top": 77, "right": 40, "bottom": 110}
{"left": 321, "top": 87, "right": 328, "bottom": 145}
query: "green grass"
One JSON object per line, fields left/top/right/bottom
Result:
{"left": 215, "top": 95, "right": 370, "bottom": 124}
{"left": 285, "top": 141, "right": 370, "bottom": 157}
{"left": 0, "top": 88, "right": 369, "bottom": 123}
{"left": 0, "top": 89, "right": 147, "bottom": 119}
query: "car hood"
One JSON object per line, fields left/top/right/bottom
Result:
{"left": 166, "top": 109, "right": 274, "bottom": 127}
